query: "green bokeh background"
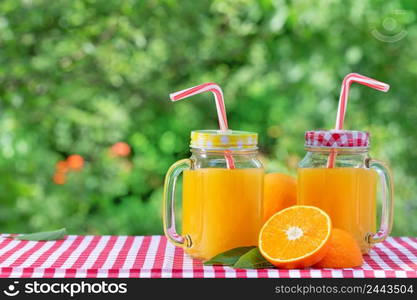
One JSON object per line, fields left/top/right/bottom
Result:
{"left": 0, "top": 0, "right": 416, "bottom": 236}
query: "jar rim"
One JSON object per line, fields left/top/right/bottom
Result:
{"left": 305, "top": 145, "right": 369, "bottom": 152}
{"left": 191, "top": 146, "right": 259, "bottom": 152}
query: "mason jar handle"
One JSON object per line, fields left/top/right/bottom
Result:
{"left": 163, "top": 159, "right": 192, "bottom": 248}
{"left": 366, "top": 158, "right": 394, "bottom": 244}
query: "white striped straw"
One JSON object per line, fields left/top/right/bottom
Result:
{"left": 169, "top": 82, "right": 235, "bottom": 168}
{"left": 328, "top": 73, "right": 390, "bottom": 168}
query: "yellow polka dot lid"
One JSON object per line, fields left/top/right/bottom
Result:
{"left": 190, "top": 130, "right": 258, "bottom": 150}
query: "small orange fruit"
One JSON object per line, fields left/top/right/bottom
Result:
{"left": 53, "top": 172, "right": 66, "bottom": 185}
{"left": 67, "top": 154, "right": 84, "bottom": 170}
{"left": 56, "top": 160, "right": 69, "bottom": 173}
{"left": 263, "top": 173, "right": 297, "bottom": 222}
{"left": 259, "top": 205, "right": 332, "bottom": 269}
{"left": 110, "top": 142, "right": 131, "bottom": 157}
{"left": 314, "top": 228, "right": 363, "bottom": 268}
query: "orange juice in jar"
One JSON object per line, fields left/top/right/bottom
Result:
{"left": 163, "top": 130, "right": 263, "bottom": 260}
{"left": 297, "top": 130, "right": 394, "bottom": 253}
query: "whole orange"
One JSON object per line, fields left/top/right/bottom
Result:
{"left": 263, "top": 173, "right": 297, "bottom": 222}
{"left": 314, "top": 228, "right": 363, "bottom": 268}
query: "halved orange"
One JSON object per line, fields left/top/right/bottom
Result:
{"left": 259, "top": 205, "right": 332, "bottom": 269}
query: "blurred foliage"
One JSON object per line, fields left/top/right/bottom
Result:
{"left": 0, "top": 0, "right": 416, "bottom": 236}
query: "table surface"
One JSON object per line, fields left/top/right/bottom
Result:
{"left": 0, "top": 235, "right": 416, "bottom": 278}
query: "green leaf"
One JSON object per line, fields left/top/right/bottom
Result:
{"left": 204, "top": 246, "right": 255, "bottom": 266}
{"left": 233, "top": 248, "right": 274, "bottom": 269}
{"left": 15, "top": 228, "right": 67, "bottom": 241}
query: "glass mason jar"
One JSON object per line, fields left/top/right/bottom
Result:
{"left": 297, "top": 130, "right": 394, "bottom": 253}
{"left": 163, "top": 130, "right": 264, "bottom": 261}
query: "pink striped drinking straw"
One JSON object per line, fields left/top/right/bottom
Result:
{"left": 327, "top": 73, "right": 390, "bottom": 168}
{"left": 169, "top": 82, "right": 235, "bottom": 169}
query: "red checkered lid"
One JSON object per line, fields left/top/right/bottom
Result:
{"left": 305, "top": 130, "right": 370, "bottom": 148}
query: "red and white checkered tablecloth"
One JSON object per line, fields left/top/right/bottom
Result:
{"left": 0, "top": 235, "right": 416, "bottom": 278}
